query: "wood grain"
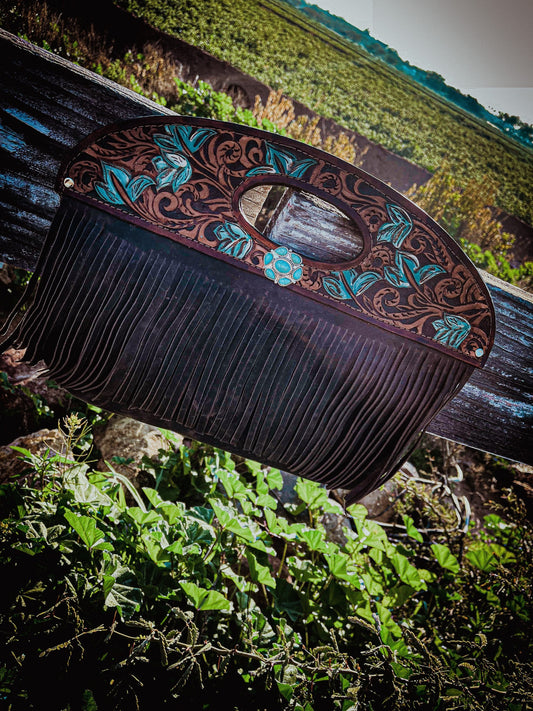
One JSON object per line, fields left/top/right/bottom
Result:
{"left": 0, "top": 30, "right": 172, "bottom": 271}
{"left": 1, "top": 29, "right": 531, "bottom": 465}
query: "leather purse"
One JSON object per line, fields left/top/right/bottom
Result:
{"left": 3, "top": 117, "right": 495, "bottom": 500}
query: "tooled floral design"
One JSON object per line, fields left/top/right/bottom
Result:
{"left": 151, "top": 125, "right": 216, "bottom": 192}
{"left": 95, "top": 125, "right": 218, "bottom": 206}
{"left": 66, "top": 121, "right": 492, "bottom": 361}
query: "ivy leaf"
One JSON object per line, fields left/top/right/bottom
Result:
{"left": 360, "top": 570, "right": 384, "bottom": 596}
{"left": 141, "top": 532, "right": 171, "bottom": 566}
{"left": 264, "top": 509, "right": 288, "bottom": 536}
{"left": 382, "top": 584, "right": 416, "bottom": 608}
{"left": 347, "top": 503, "right": 368, "bottom": 520}
{"left": 126, "top": 507, "right": 161, "bottom": 527}
{"left": 190, "top": 506, "right": 214, "bottom": 526}
{"left": 103, "top": 568, "right": 143, "bottom": 619}
{"left": 299, "top": 528, "right": 328, "bottom": 553}
{"left": 180, "top": 581, "right": 230, "bottom": 611}
{"left": 276, "top": 682, "right": 294, "bottom": 701}
{"left": 325, "top": 553, "right": 354, "bottom": 582}
{"left": 431, "top": 543, "right": 460, "bottom": 574}
{"left": 295, "top": 478, "right": 338, "bottom": 513}
{"left": 266, "top": 468, "right": 284, "bottom": 490}
{"left": 64, "top": 510, "right": 113, "bottom": 551}
{"left": 245, "top": 549, "right": 276, "bottom": 588}
{"left": 402, "top": 514, "right": 424, "bottom": 543}
{"left": 466, "top": 545, "right": 497, "bottom": 572}
{"left": 391, "top": 552, "right": 426, "bottom": 591}
{"left": 256, "top": 493, "right": 278, "bottom": 510}
{"left": 209, "top": 499, "right": 233, "bottom": 528}
{"left": 273, "top": 579, "right": 303, "bottom": 621}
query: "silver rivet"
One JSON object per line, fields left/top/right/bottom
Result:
{"left": 63, "top": 177, "right": 74, "bottom": 189}
{"left": 475, "top": 348, "right": 484, "bottom": 357}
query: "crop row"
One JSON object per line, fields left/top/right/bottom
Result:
{"left": 117, "top": 0, "right": 533, "bottom": 226}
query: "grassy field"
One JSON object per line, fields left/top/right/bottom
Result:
{"left": 116, "top": 0, "right": 533, "bottom": 226}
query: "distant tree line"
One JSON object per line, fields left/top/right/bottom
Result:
{"left": 281, "top": 0, "right": 533, "bottom": 148}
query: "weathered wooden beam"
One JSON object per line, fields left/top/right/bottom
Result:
{"left": 0, "top": 30, "right": 172, "bottom": 271}
{"left": 1, "top": 29, "right": 531, "bottom": 465}
{"left": 426, "top": 274, "right": 532, "bottom": 462}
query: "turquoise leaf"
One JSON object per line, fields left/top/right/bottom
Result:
{"left": 288, "top": 158, "right": 317, "bottom": 178}
{"left": 415, "top": 263, "right": 446, "bottom": 284}
{"left": 377, "top": 204, "right": 413, "bottom": 248}
{"left": 246, "top": 165, "right": 277, "bottom": 176}
{"left": 95, "top": 162, "right": 154, "bottom": 205}
{"left": 95, "top": 162, "right": 132, "bottom": 205}
{"left": 213, "top": 222, "right": 253, "bottom": 259}
{"left": 432, "top": 314, "right": 471, "bottom": 348}
{"left": 264, "top": 143, "right": 295, "bottom": 173}
{"left": 384, "top": 251, "right": 445, "bottom": 288}
{"left": 155, "top": 125, "right": 216, "bottom": 154}
{"left": 247, "top": 142, "right": 316, "bottom": 178}
{"left": 167, "top": 124, "right": 217, "bottom": 153}
{"left": 126, "top": 175, "right": 155, "bottom": 202}
{"left": 152, "top": 158, "right": 192, "bottom": 192}
{"left": 343, "top": 269, "right": 381, "bottom": 295}
{"left": 322, "top": 272, "right": 351, "bottom": 300}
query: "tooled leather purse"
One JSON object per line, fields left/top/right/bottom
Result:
{"left": 3, "top": 117, "right": 495, "bottom": 501}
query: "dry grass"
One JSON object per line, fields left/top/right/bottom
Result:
{"left": 1, "top": 0, "right": 370, "bottom": 164}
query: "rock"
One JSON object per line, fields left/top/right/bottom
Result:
{"left": 0, "top": 349, "right": 73, "bottom": 445}
{"left": 357, "top": 475, "right": 403, "bottom": 522}
{"left": 0, "top": 428, "right": 69, "bottom": 484}
{"left": 277, "top": 470, "right": 300, "bottom": 506}
{"left": 319, "top": 510, "right": 351, "bottom": 546}
{"left": 93, "top": 415, "right": 171, "bottom": 484}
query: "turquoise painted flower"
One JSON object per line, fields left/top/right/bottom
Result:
{"left": 377, "top": 203, "right": 413, "bottom": 248}
{"left": 152, "top": 126, "right": 211, "bottom": 192}
{"left": 151, "top": 149, "right": 192, "bottom": 192}
{"left": 264, "top": 247, "right": 303, "bottom": 286}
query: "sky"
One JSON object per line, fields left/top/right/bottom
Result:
{"left": 312, "top": 0, "right": 533, "bottom": 124}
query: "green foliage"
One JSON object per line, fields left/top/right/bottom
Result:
{"left": 0, "top": 417, "right": 532, "bottom": 709}
{"left": 459, "top": 239, "right": 533, "bottom": 289}
{"left": 409, "top": 163, "right": 533, "bottom": 289}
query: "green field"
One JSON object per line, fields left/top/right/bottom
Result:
{"left": 116, "top": 0, "right": 533, "bottom": 226}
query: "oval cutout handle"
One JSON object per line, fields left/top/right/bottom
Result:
{"left": 233, "top": 175, "right": 370, "bottom": 269}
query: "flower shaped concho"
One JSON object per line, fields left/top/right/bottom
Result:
{"left": 263, "top": 247, "right": 303, "bottom": 286}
